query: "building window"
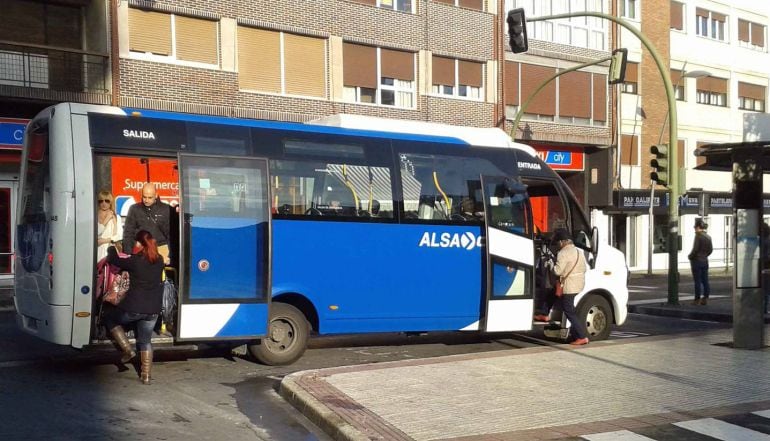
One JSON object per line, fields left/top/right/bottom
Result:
{"left": 738, "top": 82, "right": 766, "bottom": 112}
{"left": 620, "top": 0, "right": 637, "bottom": 20}
{"left": 620, "top": 134, "right": 639, "bottom": 166}
{"left": 738, "top": 19, "right": 766, "bottom": 50}
{"left": 670, "top": 1, "right": 684, "bottom": 31}
{"left": 238, "top": 27, "right": 326, "bottom": 98}
{"left": 696, "top": 76, "right": 727, "bottom": 107}
{"left": 128, "top": 8, "right": 219, "bottom": 67}
{"left": 621, "top": 62, "right": 638, "bottom": 94}
{"left": 671, "top": 69, "right": 684, "bottom": 101}
{"left": 504, "top": 61, "right": 606, "bottom": 126}
{"left": 343, "top": 43, "right": 415, "bottom": 108}
{"left": 435, "top": 0, "right": 483, "bottom": 11}
{"left": 695, "top": 8, "right": 726, "bottom": 41}
{"left": 349, "top": 0, "right": 415, "bottom": 13}
{"left": 431, "top": 56, "right": 484, "bottom": 100}
{"left": 508, "top": 0, "right": 606, "bottom": 51}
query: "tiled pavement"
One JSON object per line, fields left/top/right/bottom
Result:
{"left": 281, "top": 329, "right": 770, "bottom": 441}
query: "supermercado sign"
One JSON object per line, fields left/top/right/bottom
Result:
{"left": 110, "top": 157, "right": 178, "bottom": 216}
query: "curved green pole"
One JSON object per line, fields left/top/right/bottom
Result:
{"left": 528, "top": 12, "right": 680, "bottom": 304}
{"left": 511, "top": 55, "right": 612, "bottom": 137}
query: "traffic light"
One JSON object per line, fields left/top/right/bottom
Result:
{"left": 650, "top": 143, "right": 669, "bottom": 187}
{"left": 507, "top": 8, "right": 528, "bottom": 54}
{"left": 608, "top": 48, "right": 628, "bottom": 84}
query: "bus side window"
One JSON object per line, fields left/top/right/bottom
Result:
{"left": 270, "top": 160, "right": 393, "bottom": 219}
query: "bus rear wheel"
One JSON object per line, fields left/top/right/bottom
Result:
{"left": 578, "top": 294, "right": 612, "bottom": 341}
{"left": 248, "top": 303, "right": 309, "bottom": 366}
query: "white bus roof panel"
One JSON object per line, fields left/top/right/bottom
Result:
{"left": 308, "top": 114, "right": 538, "bottom": 157}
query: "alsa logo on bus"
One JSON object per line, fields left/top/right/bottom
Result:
{"left": 418, "top": 231, "right": 481, "bottom": 250}
{"left": 123, "top": 129, "right": 155, "bottom": 140}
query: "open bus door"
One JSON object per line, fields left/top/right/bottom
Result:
{"left": 480, "top": 175, "right": 534, "bottom": 332}
{"left": 176, "top": 154, "right": 271, "bottom": 342}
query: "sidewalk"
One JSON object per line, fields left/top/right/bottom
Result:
{"left": 281, "top": 328, "right": 770, "bottom": 441}
{"left": 627, "top": 269, "right": 770, "bottom": 324}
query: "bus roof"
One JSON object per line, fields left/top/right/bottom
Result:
{"left": 309, "top": 114, "right": 538, "bottom": 156}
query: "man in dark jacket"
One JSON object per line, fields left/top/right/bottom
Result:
{"left": 688, "top": 218, "right": 713, "bottom": 305}
{"left": 123, "top": 182, "right": 171, "bottom": 264}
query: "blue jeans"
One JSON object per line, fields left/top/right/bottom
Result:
{"left": 557, "top": 293, "right": 587, "bottom": 340}
{"left": 105, "top": 309, "right": 158, "bottom": 351}
{"left": 691, "top": 260, "right": 710, "bottom": 300}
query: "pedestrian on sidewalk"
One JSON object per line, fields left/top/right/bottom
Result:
{"left": 688, "top": 219, "right": 713, "bottom": 305}
{"left": 551, "top": 228, "right": 589, "bottom": 345}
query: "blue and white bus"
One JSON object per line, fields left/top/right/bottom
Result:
{"left": 14, "top": 103, "right": 629, "bottom": 365}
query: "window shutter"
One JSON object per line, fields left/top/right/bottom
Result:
{"left": 677, "top": 139, "right": 685, "bottom": 168}
{"left": 625, "top": 62, "right": 639, "bottom": 84}
{"left": 284, "top": 34, "right": 326, "bottom": 97}
{"left": 350, "top": 0, "right": 376, "bottom": 4}
{"left": 504, "top": 61, "right": 519, "bottom": 105}
{"left": 738, "top": 19, "right": 750, "bottom": 42}
{"left": 128, "top": 8, "right": 172, "bottom": 55}
{"left": 695, "top": 7, "right": 708, "bottom": 18}
{"left": 738, "top": 82, "right": 765, "bottom": 101}
{"left": 432, "top": 56, "right": 455, "bottom": 87}
{"left": 176, "top": 16, "right": 218, "bottom": 65}
{"left": 559, "top": 71, "right": 591, "bottom": 118}
{"left": 620, "top": 134, "right": 638, "bottom": 166}
{"left": 751, "top": 23, "right": 765, "bottom": 47}
{"left": 458, "top": 0, "right": 483, "bottom": 11}
{"left": 521, "top": 64, "right": 556, "bottom": 116}
{"left": 670, "top": 69, "right": 682, "bottom": 85}
{"left": 0, "top": 1, "right": 45, "bottom": 44}
{"left": 237, "top": 27, "right": 281, "bottom": 93}
{"left": 697, "top": 76, "right": 727, "bottom": 94}
{"left": 458, "top": 60, "right": 482, "bottom": 88}
{"left": 711, "top": 12, "right": 726, "bottom": 23}
{"left": 343, "top": 43, "right": 377, "bottom": 89}
{"left": 670, "top": 1, "right": 683, "bottom": 30}
{"left": 381, "top": 49, "right": 414, "bottom": 81}
{"left": 592, "top": 73, "right": 607, "bottom": 122}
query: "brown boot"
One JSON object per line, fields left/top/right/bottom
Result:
{"left": 110, "top": 326, "right": 136, "bottom": 363}
{"left": 700, "top": 298, "right": 708, "bottom": 305}
{"left": 139, "top": 350, "right": 152, "bottom": 385}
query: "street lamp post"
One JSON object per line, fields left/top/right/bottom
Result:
{"left": 527, "top": 11, "right": 681, "bottom": 303}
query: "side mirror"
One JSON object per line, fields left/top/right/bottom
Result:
{"left": 591, "top": 226, "right": 599, "bottom": 255}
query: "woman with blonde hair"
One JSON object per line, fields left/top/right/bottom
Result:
{"left": 96, "top": 190, "right": 123, "bottom": 262}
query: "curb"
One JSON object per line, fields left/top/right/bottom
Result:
{"left": 279, "top": 372, "right": 370, "bottom": 441}
{"left": 629, "top": 304, "right": 770, "bottom": 324}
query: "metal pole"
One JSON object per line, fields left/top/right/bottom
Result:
{"left": 648, "top": 180, "right": 654, "bottom": 275}
{"left": 510, "top": 56, "right": 612, "bottom": 139}
{"left": 529, "top": 12, "right": 679, "bottom": 303}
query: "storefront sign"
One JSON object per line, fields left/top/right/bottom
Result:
{"left": 0, "top": 118, "right": 29, "bottom": 150}
{"left": 534, "top": 148, "right": 584, "bottom": 171}
{"left": 111, "top": 157, "right": 179, "bottom": 216}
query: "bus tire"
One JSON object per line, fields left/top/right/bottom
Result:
{"left": 578, "top": 294, "right": 612, "bottom": 341}
{"left": 248, "top": 303, "right": 309, "bottom": 366}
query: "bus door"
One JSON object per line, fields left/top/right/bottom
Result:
{"left": 480, "top": 175, "right": 534, "bottom": 332}
{"left": 176, "top": 154, "right": 271, "bottom": 341}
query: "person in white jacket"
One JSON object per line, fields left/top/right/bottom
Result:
{"left": 96, "top": 190, "right": 123, "bottom": 262}
{"left": 551, "top": 228, "right": 589, "bottom": 346}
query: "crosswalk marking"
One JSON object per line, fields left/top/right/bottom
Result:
{"left": 576, "top": 409, "right": 770, "bottom": 440}
{"left": 583, "top": 430, "right": 656, "bottom": 440}
{"left": 674, "top": 417, "right": 770, "bottom": 440}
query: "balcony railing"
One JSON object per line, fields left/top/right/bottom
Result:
{"left": 0, "top": 41, "right": 109, "bottom": 94}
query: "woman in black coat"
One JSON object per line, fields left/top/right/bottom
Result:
{"left": 105, "top": 230, "right": 165, "bottom": 385}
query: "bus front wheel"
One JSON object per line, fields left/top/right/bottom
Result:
{"left": 578, "top": 294, "right": 612, "bottom": 341}
{"left": 249, "top": 303, "right": 309, "bottom": 366}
